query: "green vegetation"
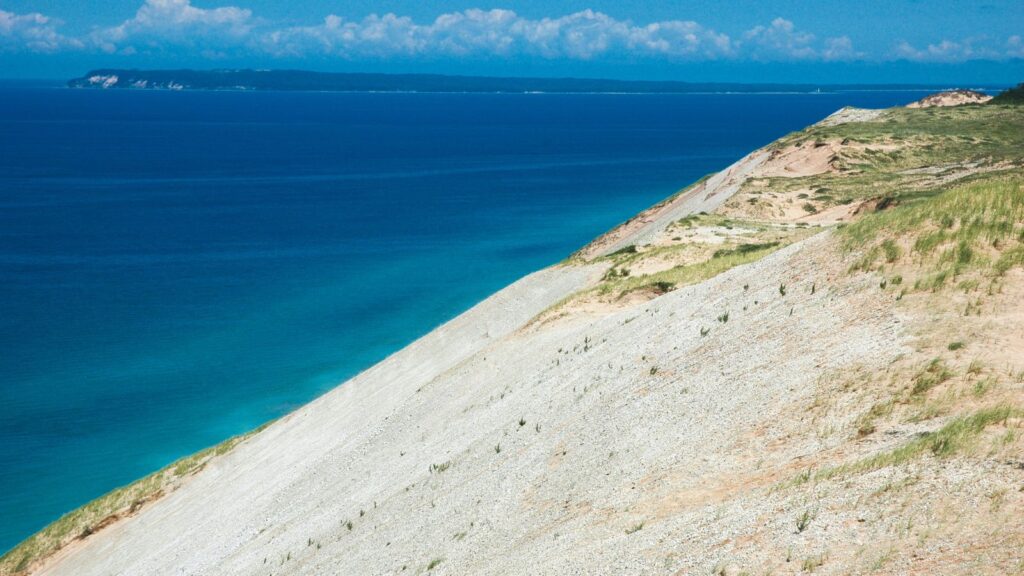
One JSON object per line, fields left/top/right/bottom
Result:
{"left": 856, "top": 400, "right": 894, "bottom": 437}
{"left": 558, "top": 212, "right": 817, "bottom": 309}
{"left": 990, "top": 82, "right": 1024, "bottom": 105}
{"left": 802, "top": 554, "right": 826, "bottom": 572}
{"left": 600, "top": 241, "right": 785, "bottom": 298}
{"left": 749, "top": 104, "right": 1024, "bottom": 207}
{"left": 565, "top": 105, "right": 1023, "bottom": 316}
{"left": 840, "top": 176, "right": 1024, "bottom": 285}
{"left": 429, "top": 461, "right": 452, "bottom": 473}
{"left": 814, "top": 405, "right": 1019, "bottom": 482}
{"left": 607, "top": 244, "right": 638, "bottom": 257}
{"left": 711, "top": 241, "right": 779, "bottom": 259}
{"left": 796, "top": 510, "right": 813, "bottom": 533}
{"left": 625, "top": 521, "right": 645, "bottom": 535}
{"left": 910, "top": 359, "right": 954, "bottom": 396}
{"left": 0, "top": 423, "right": 268, "bottom": 576}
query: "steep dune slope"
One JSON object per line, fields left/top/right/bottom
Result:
{"left": 38, "top": 235, "right": 910, "bottom": 576}
{"left": 8, "top": 102, "right": 1024, "bottom": 576}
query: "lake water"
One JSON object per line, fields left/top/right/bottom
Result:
{"left": 0, "top": 85, "right": 931, "bottom": 552}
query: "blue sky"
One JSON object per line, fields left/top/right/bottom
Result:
{"left": 1, "top": 0, "right": 1021, "bottom": 82}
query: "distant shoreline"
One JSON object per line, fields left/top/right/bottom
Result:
{"left": 63, "top": 69, "right": 1007, "bottom": 95}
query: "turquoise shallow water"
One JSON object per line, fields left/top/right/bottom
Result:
{"left": 0, "top": 86, "right": 930, "bottom": 552}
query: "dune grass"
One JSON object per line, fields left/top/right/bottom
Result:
{"left": 991, "top": 82, "right": 1024, "bottom": 105}
{"left": 816, "top": 404, "right": 1020, "bottom": 482}
{"left": 779, "top": 404, "right": 1021, "bottom": 492}
{"left": 787, "top": 104, "right": 1024, "bottom": 167}
{"left": 0, "top": 424, "right": 267, "bottom": 576}
{"left": 748, "top": 104, "right": 1024, "bottom": 205}
{"left": 599, "top": 241, "right": 785, "bottom": 297}
{"left": 838, "top": 176, "right": 1024, "bottom": 285}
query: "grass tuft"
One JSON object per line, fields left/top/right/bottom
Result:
{"left": 817, "top": 405, "right": 1019, "bottom": 481}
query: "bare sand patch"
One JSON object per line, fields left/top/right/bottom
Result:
{"left": 907, "top": 90, "right": 993, "bottom": 108}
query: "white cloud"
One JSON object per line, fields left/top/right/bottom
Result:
{"left": 737, "top": 17, "right": 861, "bottom": 62}
{"left": 3, "top": 2, "right": 1022, "bottom": 64}
{"left": 742, "top": 17, "right": 816, "bottom": 60}
{"left": 892, "top": 37, "right": 1005, "bottom": 62}
{"left": 91, "top": 0, "right": 255, "bottom": 54}
{"left": 1007, "top": 35, "right": 1024, "bottom": 59}
{"left": 822, "top": 36, "right": 860, "bottom": 61}
{"left": 260, "top": 9, "right": 736, "bottom": 60}
{"left": 0, "top": 9, "right": 79, "bottom": 52}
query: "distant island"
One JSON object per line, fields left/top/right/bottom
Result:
{"left": 66, "top": 69, "right": 987, "bottom": 94}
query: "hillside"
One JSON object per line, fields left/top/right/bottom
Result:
{"left": 3, "top": 98, "right": 1023, "bottom": 575}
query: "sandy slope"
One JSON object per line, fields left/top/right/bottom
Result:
{"left": 39, "top": 231, "right": 908, "bottom": 576}
{"left": 575, "top": 149, "right": 770, "bottom": 259}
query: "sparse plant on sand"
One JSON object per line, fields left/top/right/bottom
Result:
{"left": 802, "top": 554, "right": 825, "bottom": 572}
{"left": 910, "top": 359, "right": 953, "bottom": 396}
{"left": 796, "top": 510, "right": 813, "bottom": 533}
{"left": 625, "top": 521, "right": 645, "bottom": 535}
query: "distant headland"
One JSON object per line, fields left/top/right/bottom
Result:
{"left": 65, "top": 69, "right": 993, "bottom": 94}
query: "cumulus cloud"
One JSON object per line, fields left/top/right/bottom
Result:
{"left": 822, "top": 36, "right": 860, "bottom": 61}
{"left": 742, "top": 17, "right": 816, "bottom": 60}
{"left": 0, "top": 8, "right": 80, "bottom": 52}
{"left": 739, "top": 18, "right": 859, "bottom": 61}
{"left": 91, "top": 0, "right": 255, "bottom": 54}
{"left": 892, "top": 37, "right": 1007, "bottom": 62}
{"left": 2, "top": 2, "right": 1022, "bottom": 64}
{"left": 259, "top": 9, "right": 735, "bottom": 60}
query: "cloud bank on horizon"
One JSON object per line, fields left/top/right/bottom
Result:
{"left": 1, "top": 0, "right": 1022, "bottom": 68}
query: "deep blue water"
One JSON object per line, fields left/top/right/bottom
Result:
{"left": 0, "top": 85, "right": 929, "bottom": 553}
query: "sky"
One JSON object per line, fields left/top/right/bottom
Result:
{"left": 0, "top": 0, "right": 1021, "bottom": 83}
